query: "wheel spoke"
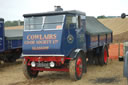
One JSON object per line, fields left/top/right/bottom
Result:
{"left": 76, "top": 57, "right": 82, "bottom": 77}
{"left": 104, "top": 49, "right": 107, "bottom": 63}
{"left": 69, "top": 53, "right": 84, "bottom": 80}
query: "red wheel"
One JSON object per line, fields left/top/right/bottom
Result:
{"left": 69, "top": 53, "right": 84, "bottom": 80}
{"left": 76, "top": 57, "right": 83, "bottom": 77}
{"left": 104, "top": 48, "right": 108, "bottom": 64}
{"left": 98, "top": 46, "right": 108, "bottom": 66}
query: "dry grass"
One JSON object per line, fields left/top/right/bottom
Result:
{"left": 113, "top": 31, "right": 128, "bottom": 43}
{"left": 98, "top": 18, "right": 128, "bottom": 43}
{"left": 5, "top": 26, "right": 24, "bottom": 30}
{"left": 99, "top": 18, "right": 128, "bottom": 35}
{"left": 0, "top": 59, "right": 126, "bottom": 85}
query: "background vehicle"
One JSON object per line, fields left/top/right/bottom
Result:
{"left": 0, "top": 18, "right": 23, "bottom": 62}
{"left": 22, "top": 7, "right": 112, "bottom": 80}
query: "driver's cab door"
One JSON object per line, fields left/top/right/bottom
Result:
{"left": 64, "top": 14, "right": 86, "bottom": 51}
{"left": 75, "top": 15, "right": 86, "bottom": 50}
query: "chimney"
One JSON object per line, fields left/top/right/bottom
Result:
{"left": 54, "top": 6, "right": 63, "bottom": 11}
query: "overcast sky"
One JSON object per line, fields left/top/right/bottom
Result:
{"left": 0, "top": 0, "right": 128, "bottom": 21}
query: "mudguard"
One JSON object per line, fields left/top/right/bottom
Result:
{"left": 69, "top": 49, "right": 87, "bottom": 73}
{"left": 69, "top": 49, "right": 85, "bottom": 59}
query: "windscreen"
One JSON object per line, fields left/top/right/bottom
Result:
{"left": 24, "top": 15, "right": 64, "bottom": 31}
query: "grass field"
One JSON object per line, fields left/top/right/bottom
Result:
{"left": 99, "top": 18, "right": 128, "bottom": 43}
{"left": 99, "top": 18, "right": 128, "bottom": 35}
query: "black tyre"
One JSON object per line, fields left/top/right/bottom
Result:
{"left": 94, "top": 56, "right": 99, "bottom": 65}
{"left": 22, "top": 60, "right": 39, "bottom": 79}
{"left": 69, "top": 53, "right": 84, "bottom": 81}
{"left": 4, "top": 56, "right": 16, "bottom": 63}
{"left": 88, "top": 55, "right": 93, "bottom": 65}
{"left": 82, "top": 54, "right": 87, "bottom": 73}
{"left": 98, "top": 47, "right": 108, "bottom": 66}
{"left": 8, "top": 57, "right": 16, "bottom": 62}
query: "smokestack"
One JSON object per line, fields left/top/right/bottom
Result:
{"left": 54, "top": 6, "right": 63, "bottom": 11}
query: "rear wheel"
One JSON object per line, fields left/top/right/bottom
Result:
{"left": 22, "top": 59, "right": 39, "bottom": 79}
{"left": 98, "top": 47, "right": 108, "bottom": 66}
{"left": 8, "top": 56, "right": 16, "bottom": 62}
{"left": 69, "top": 53, "right": 83, "bottom": 81}
{"left": 94, "top": 56, "right": 99, "bottom": 65}
{"left": 4, "top": 56, "right": 16, "bottom": 63}
{"left": 104, "top": 48, "right": 108, "bottom": 64}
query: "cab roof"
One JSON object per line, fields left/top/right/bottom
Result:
{"left": 23, "top": 10, "right": 85, "bottom": 17}
{"left": 0, "top": 18, "right": 4, "bottom": 21}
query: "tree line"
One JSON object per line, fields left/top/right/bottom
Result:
{"left": 97, "top": 15, "right": 119, "bottom": 19}
{"left": 5, "top": 20, "right": 24, "bottom": 27}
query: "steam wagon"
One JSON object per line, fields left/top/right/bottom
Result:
{"left": 0, "top": 18, "right": 23, "bottom": 62}
{"left": 22, "top": 9, "right": 112, "bottom": 80}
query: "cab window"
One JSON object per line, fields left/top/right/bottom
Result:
{"left": 24, "top": 15, "right": 65, "bottom": 31}
{"left": 24, "top": 16, "right": 43, "bottom": 31}
{"left": 43, "top": 15, "right": 64, "bottom": 30}
{"left": 66, "top": 15, "right": 77, "bottom": 29}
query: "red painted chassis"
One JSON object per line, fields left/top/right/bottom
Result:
{"left": 24, "top": 56, "right": 72, "bottom": 72}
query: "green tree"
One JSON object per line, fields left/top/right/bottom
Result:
{"left": 97, "top": 15, "right": 106, "bottom": 19}
{"left": 4, "top": 20, "right": 24, "bottom": 27}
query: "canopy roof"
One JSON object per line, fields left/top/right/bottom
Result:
{"left": 86, "top": 16, "right": 112, "bottom": 35}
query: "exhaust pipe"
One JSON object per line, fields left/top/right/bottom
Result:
{"left": 54, "top": 6, "right": 63, "bottom": 11}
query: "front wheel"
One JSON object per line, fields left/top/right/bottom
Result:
{"left": 69, "top": 53, "right": 83, "bottom": 81}
{"left": 22, "top": 59, "right": 39, "bottom": 79}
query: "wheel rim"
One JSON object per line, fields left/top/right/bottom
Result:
{"left": 104, "top": 49, "right": 107, "bottom": 63}
{"left": 76, "top": 57, "right": 82, "bottom": 77}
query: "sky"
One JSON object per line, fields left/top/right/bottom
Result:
{"left": 0, "top": 0, "right": 128, "bottom": 21}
